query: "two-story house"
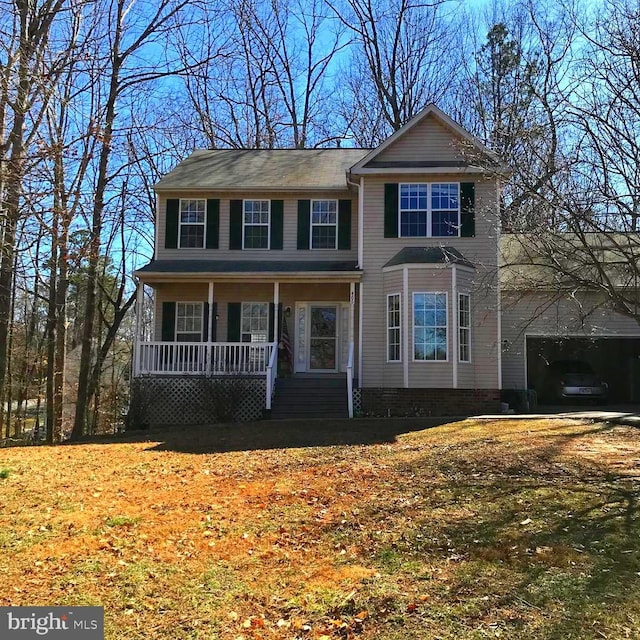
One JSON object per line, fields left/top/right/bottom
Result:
{"left": 132, "top": 104, "right": 506, "bottom": 423}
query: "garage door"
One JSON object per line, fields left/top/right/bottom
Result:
{"left": 526, "top": 336, "right": 640, "bottom": 403}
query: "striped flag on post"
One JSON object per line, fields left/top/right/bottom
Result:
{"left": 280, "top": 315, "right": 293, "bottom": 367}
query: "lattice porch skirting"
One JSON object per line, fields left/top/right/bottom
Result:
{"left": 132, "top": 376, "right": 266, "bottom": 426}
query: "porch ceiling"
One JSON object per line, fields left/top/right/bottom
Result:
{"left": 134, "top": 259, "right": 362, "bottom": 283}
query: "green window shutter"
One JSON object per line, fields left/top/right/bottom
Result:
{"left": 270, "top": 200, "right": 283, "bottom": 250}
{"left": 165, "top": 199, "right": 179, "bottom": 248}
{"left": 268, "top": 303, "right": 275, "bottom": 341}
{"left": 229, "top": 200, "right": 243, "bottom": 250}
{"left": 460, "top": 182, "right": 475, "bottom": 237}
{"left": 338, "top": 199, "right": 352, "bottom": 250}
{"left": 161, "top": 302, "right": 176, "bottom": 341}
{"left": 227, "top": 302, "right": 241, "bottom": 341}
{"left": 297, "top": 200, "right": 310, "bottom": 249}
{"left": 202, "top": 302, "right": 209, "bottom": 342}
{"left": 384, "top": 184, "right": 398, "bottom": 238}
{"left": 206, "top": 199, "right": 219, "bottom": 249}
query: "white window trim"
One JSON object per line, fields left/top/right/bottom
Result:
{"left": 240, "top": 301, "right": 270, "bottom": 343}
{"left": 242, "top": 199, "right": 271, "bottom": 250}
{"left": 412, "top": 291, "right": 449, "bottom": 363}
{"left": 175, "top": 301, "right": 204, "bottom": 342}
{"left": 458, "top": 292, "right": 471, "bottom": 363}
{"left": 310, "top": 199, "right": 338, "bottom": 250}
{"left": 178, "top": 198, "right": 206, "bottom": 249}
{"left": 398, "top": 183, "right": 460, "bottom": 239}
{"left": 386, "top": 292, "right": 402, "bottom": 363}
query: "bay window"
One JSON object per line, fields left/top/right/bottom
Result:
{"left": 458, "top": 293, "right": 471, "bottom": 362}
{"left": 387, "top": 293, "right": 401, "bottom": 362}
{"left": 413, "top": 292, "right": 448, "bottom": 361}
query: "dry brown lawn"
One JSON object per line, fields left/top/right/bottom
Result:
{"left": 1, "top": 417, "right": 640, "bottom": 639}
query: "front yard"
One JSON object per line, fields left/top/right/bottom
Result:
{"left": 1, "top": 417, "right": 639, "bottom": 639}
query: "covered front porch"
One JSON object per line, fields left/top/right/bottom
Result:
{"left": 132, "top": 261, "right": 361, "bottom": 418}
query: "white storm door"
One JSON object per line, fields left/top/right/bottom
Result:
{"left": 308, "top": 305, "right": 339, "bottom": 372}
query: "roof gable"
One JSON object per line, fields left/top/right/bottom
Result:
{"left": 349, "top": 104, "right": 503, "bottom": 174}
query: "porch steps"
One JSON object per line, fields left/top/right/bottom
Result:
{"left": 271, "top": 376, "right": 349, "bottom": 419}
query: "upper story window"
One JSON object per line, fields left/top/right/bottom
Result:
{"left": 176, "top": 302, "right": 203, "bottom": 341}
{"left": 399, "top": 183, "right": 459, "bottom": 238}
{"left": 311, "top": 200, "right": 337, "bottom": 249}
{"left": 179, "top": 199, "right": 206, "bottom": 248}
{"left": 243, "top": 200, "right": 270, "bottom": 249}
{"left": 413, "top": 292, "right": 448, "bottom": 361}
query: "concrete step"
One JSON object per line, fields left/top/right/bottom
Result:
{"left": 272, "top": 376, "right": 349, "bottom": 419}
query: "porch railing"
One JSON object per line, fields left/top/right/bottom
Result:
{"left": 347, "top": 341, "right": 354, "bottom": 418}
{"left": 136, "top": 341, "right": 275, "bottom": 376}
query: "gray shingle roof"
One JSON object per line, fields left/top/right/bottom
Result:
{"left": 135, "top": 259, "right": 360, "bottom": 275}
{"left": 384, "top": 247, "right": 475, "bottom": 269}
{"left": 154, "top": 149, "right": 369, "bottom": 191}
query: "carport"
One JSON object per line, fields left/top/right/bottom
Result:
{"left": 526, "top": 335, "right": 640, "bottom": 403}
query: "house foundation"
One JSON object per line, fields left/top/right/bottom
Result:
{"left": 359, "top": 388, "right": 500, "bottom": 417}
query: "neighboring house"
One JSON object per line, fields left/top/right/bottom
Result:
{"left": 136, "top": 103, "right": 640, "bottom": 423}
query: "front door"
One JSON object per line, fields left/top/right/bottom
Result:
{"left": 309, "top": 305, "right": 338, "bottom": 372}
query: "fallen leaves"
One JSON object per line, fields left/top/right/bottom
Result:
{"left": 1, "top": 418, "right": 640, "bottom": 639}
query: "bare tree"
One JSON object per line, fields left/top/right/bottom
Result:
{"left": 173, "top": 0, "right": 346, "bottom": 149}
{"left": 329, "top": 0, "right": 458, "bottom": 146}
{"left": 502, "top": 0, "right": 640, "bottom": 328}
{"left": 71, "top": 0, "right": 205, "bottom": 438}
{"left": 0, "top": 0, "right": 69, "bottom": 435}
{"left": 454, "top": 0, "right": 577, "bottom": 230}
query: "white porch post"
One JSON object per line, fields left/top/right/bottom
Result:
{"left": 273, "top": 282, "right": 280, "bottom": 344}
{"left": 358, "top": 282, "right": 364, "bottom": 387}
{"left": 349, "top": 282, "right": 355, "bottom": 343}
{"left": 134, "top": 279, "right": 144, "bottom": 376}
{"left": 403, "top": 267, "right": 409, "bottom": 388}
{"left": 208, "top": 281, "right": 214, "bottom": 375}
{"left": 452, "top": 266, "right": 458, "bottom": 389}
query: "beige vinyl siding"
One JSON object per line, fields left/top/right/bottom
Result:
{"left": 373, "top": 115, "right": 466, "bottom": 164}
{"left": 360, "top": 174, "right": 500, "bottom": 390}
{"left": 501, "top": 292, "right": 640, "bottom": 389}
{"left": 156, "top": 191, "right": 357, "bottom": 261}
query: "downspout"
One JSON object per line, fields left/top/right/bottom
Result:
{"left": 346, "top": 172, "right": 363, "bottom": 269}
{"left": 346, "top": 172, "right": 364, "bottom": 387}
